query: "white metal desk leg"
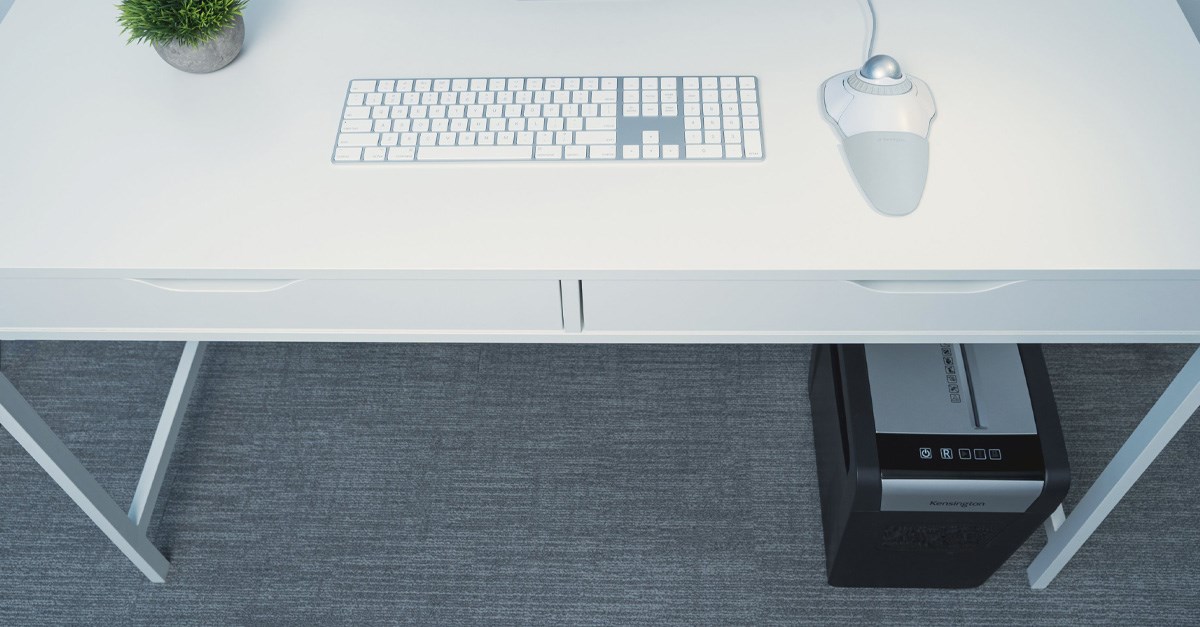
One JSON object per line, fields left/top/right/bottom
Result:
{"left": 0, "top": 373, "right": 170, "bottom": 582}
{"left": 128, "top": 341, "right": 207, "bottom": 530}
{"left": 1028, "top": 346, "right": 1200, "bottom": 588}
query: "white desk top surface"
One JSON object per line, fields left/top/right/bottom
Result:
{"left": 2, "top": 0, "right": 1200, "bottom": 280}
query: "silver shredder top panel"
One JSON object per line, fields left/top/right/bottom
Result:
{"left": 865, "top": 344, "right": 1037, "bottom": 435}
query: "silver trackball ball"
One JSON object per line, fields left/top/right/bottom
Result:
{"left": 860, "top": 54, "right": 903, "bottom": 81}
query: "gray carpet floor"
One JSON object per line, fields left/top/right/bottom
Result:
{"left": 0, "top": 342, "right": 1198, "bottom": 625}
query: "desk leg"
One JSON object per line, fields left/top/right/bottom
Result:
{"left": 0, "top": 341, "right": 207, "bottom": 583}
{"left": 1027, "top": 346, "right": 1200, "bottom": 588}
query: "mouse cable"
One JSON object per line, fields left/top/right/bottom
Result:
{"left": 864, "top": 0, "right": 878, "bottom": 61}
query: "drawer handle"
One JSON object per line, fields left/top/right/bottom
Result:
{"left": 848, "top": 280, "right": 1021, "bottom": 295}
{"left": 130, "top": 279, "right": 301, "bottom": 294}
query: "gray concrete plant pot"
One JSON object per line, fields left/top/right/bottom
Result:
{"left": 152, "top": 15, "right": 244, "bottom": 73}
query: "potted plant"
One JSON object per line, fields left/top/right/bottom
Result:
{"left": 118, "top": 0, "right": 248, "bottom": 73}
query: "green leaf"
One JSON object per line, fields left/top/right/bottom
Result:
{"left": 117, "top": 0, "right": 248, "bottom": 47}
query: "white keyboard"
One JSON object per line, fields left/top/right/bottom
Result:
{"left": 331, "top": 76, "right": 764, "bottom": 164}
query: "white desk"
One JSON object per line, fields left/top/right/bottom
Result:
{"left": 1, "top": 0, "right": 1199, "bottom": 586}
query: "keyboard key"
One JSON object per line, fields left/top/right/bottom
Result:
{"left": 349, "top": 80, "right": 376, "bottom": 93}
{"left": 363, "top": 147, "right": 386, "bottom": 161}
{"left": 591, "top": 145, "right": 617, "bottom": 159}
{"left": 643, "top": 145, "right": 660, "bottom": 159}
{"left": 388, "top": 146, "right": 416, "bottom": 161}
{"left": 622, "top": 145, "right": 640, "bottom": 159}
{"left": 662, "top": 145, "right": 680, "bottom": 159}
{"left": 574, "top": 131, "right": 616, "bottom": 145}
{"left": 744, "top": 130, "right": 763, "bottom": 158}
{"left": 347, "top": 93, "right": 365, "bottom": 106}
{"left": 341, "top": 120, "right": 372, "bottom": 133}
{"left": 686, "top": 145, "right": 723, "bottom": 159}
{"left": 565, "top": 146, "right": 587, "bottom": 159}
{"left": 536, "top": 145, "right": 563, "bottom": 159}
{"left": 417, "top": 145, "right": 534, "bottom": 161}
{"left": 333, "top": 147, "right": 362, "bottom": 161}
{"left": 338, "top": 133, "right": 379, "bottom": 147}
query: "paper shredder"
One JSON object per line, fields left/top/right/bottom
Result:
{"left": 808, "top": 344, "right": 1070, "bottom": 588}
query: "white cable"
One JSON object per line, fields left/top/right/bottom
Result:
{"left": 865, "top": 0, "right": 878, "bottom": 61}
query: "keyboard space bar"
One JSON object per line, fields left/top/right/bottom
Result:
{"left": 417, "top": 146, "right": 533, "bottom": 161}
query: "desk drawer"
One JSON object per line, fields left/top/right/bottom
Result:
{"left": 0, "top": 278, "right": 563, "bottom": 332}
{"left": 581, "top": 279, "right": 1200, "bottom": 336}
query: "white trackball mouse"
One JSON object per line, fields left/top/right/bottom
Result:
{"left": 821, "top": 54, "right": 937, "bottom": 216}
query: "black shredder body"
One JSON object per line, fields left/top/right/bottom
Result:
{"left": 809, "top": 344, "right": 1070, "bottom": 588}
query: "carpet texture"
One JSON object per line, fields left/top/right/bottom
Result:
{"left": 0, "top": 342, "right": 1198, "bottom": 625}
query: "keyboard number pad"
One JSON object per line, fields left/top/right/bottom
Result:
{"left": 333, "top": 76, "right": 763, "bottom": 163}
